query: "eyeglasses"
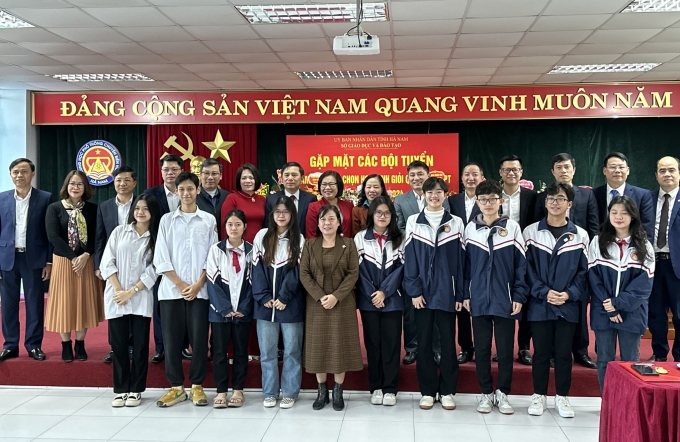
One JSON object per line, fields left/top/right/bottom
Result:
{"left": 606, "top": 165, "right": 628, "bottom": 171}
{"left": 477, "top": 197, "right": 500, "bottom": 205}
{"left": 374, "top": 211, "right": 391, "bottom": 218}
{"left": 274, "top": 210, "right": 291, "bottom": 216}
{"left": 320, "top": 182, "right": 337, "bottom": 188}
{"left": 161, "top": 167, "right": 181, "bottom": 173}
{"left": 201, "top": 172, "right": 221, "bottom": 177}
{"left": 68, "top": 182, "right": 84, "bottom": 188}
{"left": 546, "top": 197, "right": 568, "bottom": 204}
{"left": 500, "top": 168, "right": 522, "bottom": 174}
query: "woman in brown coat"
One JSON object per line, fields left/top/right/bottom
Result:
{"left": 300, "top": 204, "right": 361, "bottom": 411}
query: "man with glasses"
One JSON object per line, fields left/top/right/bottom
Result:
{"left": 265, "top": 162, "right": 317, "bottom": 235}
{"left": 0, "top": 158, "right": 52, "bottom": 362}
{"left": 196, "top": 158, "right": 229, "bottom": 229}
{"left": 94, "top": 166, "right": 137, "bottom": 363}
{"left": 498, "top": 155, "right": 537, "bottom": 366}
{"left": 593, "top": 152, "right": 654, "bottom": 241}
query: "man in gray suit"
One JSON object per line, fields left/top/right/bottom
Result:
{"left": 395, "top": 160, "right": 450, "bottom": 365}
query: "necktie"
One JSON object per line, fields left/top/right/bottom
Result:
{"left": 616, "top": 239, "right": 627, "bottom": 260}
{"left": 210, "top": 194, "right": 218, "bottom": 207}
{"left": 658, "top": 194, "right": 670, "bottom": 249}
{"left": 289, "top": 195, "right": 296, "bottom": 202}
{"left": 230, "top": 249, "right": 241, "bottom": 273}
{"left": 610, "top": 189, "right": 618, "bottom": 199}
{"left": 374, "top": 232, "right": 387, "bottom": 249}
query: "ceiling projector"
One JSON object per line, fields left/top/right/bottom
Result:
{"left": 333, "top": 33, "right": 380, "bottom": 55}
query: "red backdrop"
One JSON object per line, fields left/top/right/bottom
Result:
{"left": 146, "top": 124, "right": 257, "bottom": 190}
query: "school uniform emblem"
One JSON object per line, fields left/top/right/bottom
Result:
{"left": 443, "top": 225, "right": 451, "bottom": 233}
{"left": 498, "top": 228, "right": 508, "bottom": 237}
{"left": 631, "top": 252, "right": 638, "bottom": 261}
{"left": 568, "top": 234, "right": 574, "bottom": 241}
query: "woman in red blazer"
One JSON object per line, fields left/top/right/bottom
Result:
{"left": 221, "top": 163, "right": 266, "bottom": 244}
{"left": 305, "top": 170, "right": 353, "bottom": 238}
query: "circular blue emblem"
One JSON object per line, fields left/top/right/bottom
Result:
{"left": 76, "top": 140, "right": 122, "bottom": 186}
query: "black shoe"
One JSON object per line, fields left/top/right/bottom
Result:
{"left": 332, "top": 383, "right": 345, "bottom": 411}
{"left": 518, "top": 350, "right": 533, "bottom": 366}
{"left": 103, "top": 351, "right": 113, "bottom": 363}
{"left": 574, "top": 354, "right": 596, "bottom": 369}
{"left": 492, "top": 354, "right": 498, "bottom": 362}
{"left": 313, "top": 382, "right": 329, "bottom": 410}
{"left": 62, "top": 340, "right": 74, "bottom": 362}
{"left": 151, "top": 351, "right": 165, "bottom": 364}
{"left": 0, "top": 348, "right": 19, "bottom": 361}
{"left": 129, "top": 348, "right": 134, "bottom": 361}
{"left": 550, "top": 358, "right": 555, "bottom": 368}
{"left": 434, "top": 352, "right": 441, "bottom": 366}
{"left": 403, "top": 351, "right": 417, "bottom": 365}
{"left": 74, "top": 340, "right": 88, "bottom": 361}
{"left": 278, "top": 349, "right": 284, "bottom": 361}
{"left": 29, "top": 348, "right": 46, "bottom": 361}
{"left": 182, "top": 348, "right": 193, "bottom": 360}
{"left": 648, "top": 355, "right": 667, "bottom": 362}
{"left": 457, "top": 349, "right": 474, "bottom": 364}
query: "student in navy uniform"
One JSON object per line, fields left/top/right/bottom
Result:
{"left": 253, "top": 196, "right": 305, "bottom": 409}
{"left": 461, "top": 179, "right": 527, "bottom": 415}
{"left": 647, "top": 156, "right": 680, "bottom": 362}
{"left": 0, "top": 158, "right": 52, "bottom": 362}
{"left": 447, "top": 162, "right": 484, "bottom": 365}
{"left": 354, "top": 196, "right": 405, "bottom": 406}
{"left": 535, "top": 153, "right": 598, "bottom": 369}
{"left": 264, "top": 162, "right": 317, "bottom": 235}
{"left": 404, "top": 177, "right": 464, "bottom": 411}
{"left": 592, "top": 152, "right": 654, "bottom": 241}
{"left": 589, "top": 195, "right": 655, "bottom": 390}
{"left": 523, "top": 183, "right": 589, "bottom": 419}
{"left": 207, "top": 209, "right": 253, "bottom": 408}
{"left": 196, "top": 158, "right": 229, "bottom": 228}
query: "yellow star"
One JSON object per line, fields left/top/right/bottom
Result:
{"left": 202, "top": 130, "right": 236, "bottom": 163}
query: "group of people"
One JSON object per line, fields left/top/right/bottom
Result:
{"left": 0, "top": 151, "right": 678, "bottom": 418}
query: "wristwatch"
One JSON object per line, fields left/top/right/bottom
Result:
{"left": 133, "top": 286, "right": 139, "bottom": 293}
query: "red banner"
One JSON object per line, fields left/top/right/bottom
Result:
{"left": 286, "top": 134, "right": 459, "bottom": 198}
{"left": 32, "top": 83, "right": 680, "bottom": 125}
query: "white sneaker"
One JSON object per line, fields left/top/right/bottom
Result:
{"left": 371, "top": 389, "right": 384, "bottom": 405}
{"left": 495, "top": 390, "right": 514, "bottom": 415}
{"left": 280, "top": 397, "right": 295, "bottom": 409}
{"left": 555, "top": 395, "right": 575, "bottom": 418}
{"left": 112, "top": 393, "right": 128, "bottom": 407}
{"left": 419, "top": 395, "right": 434, "bottom": 409}
{"left": 528, "top": 394, "right": 547, "bottom": 416}
{"left": 476, "top": 393, "right": 495, "bottom": 413}
{"left": 125, "top": 393, "right": 141, "bottom": 407}
{"left": 263, "top": 397, "right": 277, "bottom": 408}
{"left": 382, "top": 393, "right": 397, "bottom": 406}
{"left": 440, "top": 394, "right": 456, "bottom": 410}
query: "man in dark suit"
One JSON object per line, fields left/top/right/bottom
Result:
{"left": 196, "top": 158, "right": 229, "bottom": 229}
{"left": 535, "top": 153, "right": 598, "bottom": 369}
{"left": 144, "top": 154, "right": 184, "bottom": 363}
{"left": 593, "top": 152, "right": 655, "bottom": 241}
{"left": 395, "top": 160, "right": 451, "bottom": 365}
{"left": 447, "top": 162, "right": 485, "bottom": 364}
{"left": 498, "top": 155, "right": 537, "bottom": 366}
{"left": 94, "top": 166, "right": 136, "bottom": 363}
{"left": 0, "top": 158, "right": 52, "bottom": 361}
{"left": 264, "top": 162, "right": 317, "bottom": 234}
{"left": 648, "top": 156, "right": 680, "bottom": 362}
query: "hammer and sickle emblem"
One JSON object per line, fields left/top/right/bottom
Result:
{"left": 161, "top": 132, "right": 195, "bottom": 161}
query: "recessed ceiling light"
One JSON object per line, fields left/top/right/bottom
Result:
{"left": 621, "top": 0, "right": 680, "bottom": 12}
{"left": 236, "top": 3, "right": 388, "bottom": 24}
{"left": 296, "top": 70, "right": 392, "bottom": 79}
{"left": 548, "top": 63, "right": 660, "bottom": 74}
{"left": 0, "top": 10, "right": 34, "bottom": 28}
{"left": 50, "top": 73, "right": 155, "bottom": 82}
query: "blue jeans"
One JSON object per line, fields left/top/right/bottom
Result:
{"left": 257, "top": 320, "right": 303, "bottom": 399}
{"left": 594, "top": 328, "right": 641, "bottom": 391}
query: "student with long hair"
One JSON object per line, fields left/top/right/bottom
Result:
{"left": 252, "top": 196, "right": 305, "bottom": 409}
{"left": 589, "top": 195, "right": 655, "bottom": 390}
{"left": 351, "top": 174, "right": 386, "bottom": 237}
{"left": 354, "top": 196, "right": 404, "bottom": 406}
{"left": 100, "top": 194, "right": 161, "bottom": 407}
{"left": 207, "top": 209, "right": 254, "bottom": 408}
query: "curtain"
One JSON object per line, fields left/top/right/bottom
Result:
{"left": 38, "top": 125, "right": 147, "bottom": 205}
{"left": 146, "top": 124, "right": 257, "bottom": 192}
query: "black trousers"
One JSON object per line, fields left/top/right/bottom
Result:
{"left": 572, "top": 294, "right": 590, "bottom": 357}
{"left": 649, "top": 259, "right": 680, "bottom": 361}
{"left": 109, "top": 315, "right": 151, "bottom": 394}
{"left": 159, "top": 298, "right": 209, "bottom": 387}
{"left": 517, "top": 304, "right": 532, "bottom": 351}
{"left": 152, "top": 280, "right": 163, "bottom": 352}
{"left": 360, "top": 310, "right": 402, "bottom": 394}
{"left": 404, "top": 299, "right": 441, "bottom": 353}
{"left": 456, "top": 308, "right": 474, "bottom": 351}
{"left": 531, "top": 319, "right": 576, "bottom": 396}
{"left": 473, "top": 315, "right": 515, "bottom": 394}
{"left": 212, "top": 321, "right": 250, "bottom": 393}
{"left": 414, "top": 309, "right": 458, "bottom": 397}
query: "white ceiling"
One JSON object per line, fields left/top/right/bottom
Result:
{"left": 1, "top": 0, "right": 679, "bottom": 91}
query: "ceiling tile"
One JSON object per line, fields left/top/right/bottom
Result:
{"left": 394, "top": 49, "right": 452, "bottom": 60}
{"left": 204, "top": 40, "right": 271, "bottom": 54}
{"left": 141, "top": 42, "right": 213, "bottom": 54}
{"left": 392, "top": 20, "right": 461, "bottom": 35}
{"left": 179, "top": 63, "right": 238, "bottom": 73}
{"left": 220, "top": 52, "right": 281, "bottom": 63}
{"left": 2, "top": 0, "right": 70, "bottom": 7}
{"left": 395, "top": 77, "right": 442, "bottom": 86}
{"left": 629, "top": 42, "right": 680, "bottom": 54}
{"left": 157, "top": 6, "right": 245, "bottom": 26}
{"left": 79, "top": 42, "right": 153, "bottom": 55}
{"left": 442, "top": 75, "right": 491, "bottom": 85}
{"left": 467, "top": 0, "right": 549, "bottom": 18}
{"left": 150, "top": 0, "right": 231, "bottom": 4}
{"left": 510, "top": 45, "right": 577, "bottom": 56}
{"left": 535, "top": 73, "right": 593, "bottom": 83}
{"left": 494, "top": 66, "right": 551, "bottom": 75}
{"left": 247, "top": 72, "right": 300, "bottom": 80}
{"left": 530, "top": 14, "right": 610, "bottom": 31}
{"left": 23, "top": 64, "right": 82, "bottom": 75}
{"left": 452, "top": 47, "right": 513, "bottom": 58}
{"left": 584, "top": 72, "right": 640, "bottom": 82}
{"left": 446, "top": 67, "right": 498, "bottom": 76}
{"left": 24, "top": 80, "right": 87, "bottom": 90}
{"left": 0, "top": 65, "right": 44, "bottom": 75}
{"left": 46, "top": 27, "right": 132, "bottom": 43}
{"left": 17, "top": 43, "right": 95, "bottom": 56}
{"left": 107, "top": 54, "right": 173, "bottom": 64}
{"left": 253, "top": 24, "right": 325, "bottom": 39}
{"left": 502, "top": 55, "right": 562, "bottom": 67}
{"left": 278, "top": 51, "right": 336, "bottom": 62}
{"left": 82, "top": 7, "right": 174, "bottom": 27}
{"left": 395, "top": 59, "right": 448, "bottom": 69}
{"left": 320, "top": 22, "right": 391, "bottom": 36}
{"left": 448, "top": 57, "right": 505, "bottom": 68}
{"left": 339, "top": 61, "right": 393, "bottom": 70}
{"left": 50, "top": 54, "right": 120, "bottom": 64}
{"left": 457, "top": 33, "right": 523, "bottom": 48}
{"left": 632, "top": 70, "right": 680, "bottom": 81}
{"left": 395, "top": 69, "right": 445, "bottom": 77}
{"left": 233, "top": 63, "right": 291, "bottom": 73}
{"left": 520, "top": 31, "right": 592, "bottom": 46}
{"left": 348, "top": 78, "right": 395, "bottom": 88}
{"left": 161, "top": 53, "right": 225, "bottom": 63}
{"left": 210, "top": 80, "right": 260, "bottom": 89}
{"left": 77, "top": 81, "right": 134, "bottom": 90}
{"left": 568, "top": 43, "right": 640, "bottom": 55}
{"left": 648, "top": 28, "right": 680, "bottom": 43}
{"left": 287, "top": 62, "right": 342, "bottom": 71}
{"left": 585, "top": 29, "right": 662, "bottom": 44}
{"left": 390, "top": 1, "right": 467, "bottom": 21}
{"left": 462, "top": 17, "right": 536, "bottom": 33}
{"left": 0, "top": 28, "right": 69, "bottom": 43}
{"left": 268, "top": 39, "right": 331, "bottom": 52}
{"left": 69, "top": 0, "right": 149, "bottom": 5}
{"left": 646, "top": 61, "right": 680, "bottom": 71}
{"left": 142, "top": 72, "right": 204, "bottom": 81}
{"left": 7, "top": 8, "right": 104, "bottom": 27}
{"left": 335, "top": 51, "right": 393, "bottom": 61}
{"left": 0, "top": 54, "right": 67, "bottom": 65}
{"left": 127, "top": 63, "right": 189, "bottom": 73}
{"left": 73, "top": 64, "right": 138, "bottom": 73}
{"left": 601, "top": 11, "right": 680, "bottom": 29}
{"left": 302, "top": 79, "right": 352, "bottom": 88}
{"left": 394, "top": 35, "right": 455, "bottom": 50}
{"left": 115, "top": 26, "right": 196, "bottom": 42}
{"left": 256, "top": 80, "right": 305, "bottom": 88}
{"left": 556, "top": 54, "right": 621, "bottom": 64}
{"left": 488, "top": 74, "right": 542, "bottom": 83}
{"left": 615, "top": 53, "right": 680, "bottom": 63}
{"left": 543, "top": 0, "right": 631, "bottom": 15}
{"left": 183, "top": 25, "right": 260, "bottom": 41}
{"left": 0, "top": 43, "right": 39, "bottom": 56}
{"left": 197, "top": 72, "right": 250, "bottom": 81}
{"left": 163, "top": 80, "right": 218, "bottom": 89}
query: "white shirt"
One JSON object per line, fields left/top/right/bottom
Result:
{"left": 285, "top": 189, "right": 300, "bottom": 210}
{"left": 14, "top": 188, "right": 31, "bottom": 248}
{"left": 464, "top": 192, "right": 476, "bottom": 222}
{"left": 225, "top": 242, "right": 246, "bottom": 310}
{"left": 115, "top": 195, "right": 133, "bottom": 226}
{"left": 501, "top": 187, "right": 521, "bottom": 223}
{"left": 154, "top": 208, "right": 218, "bottom": 301}
{"left": 164, "top": 184, "right": 180, "bottom": 212}
{"left": 100, "top": 224, "right": 157, "bottom": 319}
{"left": 413, "top": 191, "right": 425, "bottom": 211}
{"left": 606, "top": 183, "right": 626, "bottom": 206}
{"left": 654, "top": 186, "right": 679, "bottom": 253}
{"left": 424, "top": 208, "right": 445, "bottom": 228}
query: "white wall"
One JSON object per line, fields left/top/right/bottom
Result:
{"left": 0, "top": 90, "right": 39, "bottom": 191}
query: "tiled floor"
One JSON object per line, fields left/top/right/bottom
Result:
{"left": 0, "top": 387, "right": 600, "bottom": 442}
